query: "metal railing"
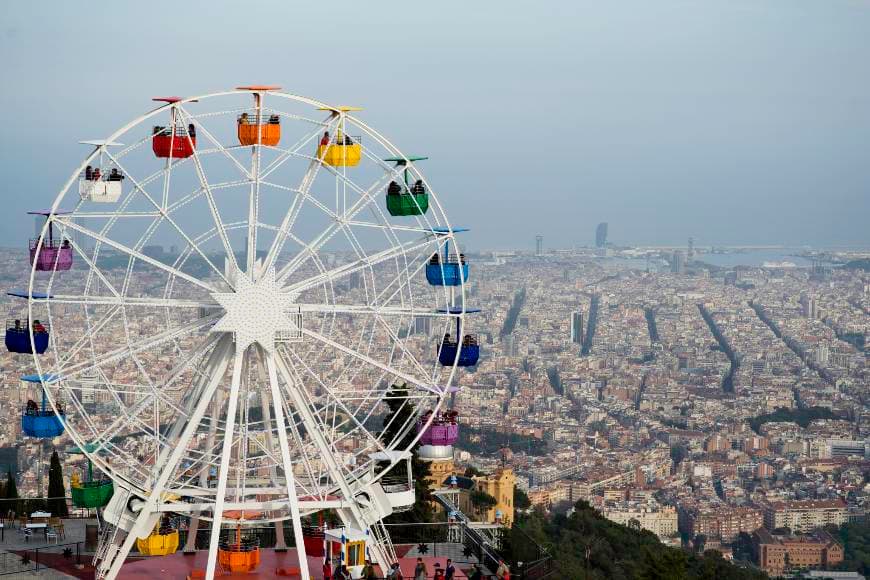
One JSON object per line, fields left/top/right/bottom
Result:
{"left": 0, "top": 541, "right": 84, "bottom": 576}
{"left": 237, "top": 113, "right": 281, "bottom": 125}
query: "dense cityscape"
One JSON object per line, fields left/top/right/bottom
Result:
{"left": 1, "top": 229, "right": 868, "bottom": 578}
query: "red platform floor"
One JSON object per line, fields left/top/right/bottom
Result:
{"left": 117, "top": 548, "right": 469, "bottom": 579}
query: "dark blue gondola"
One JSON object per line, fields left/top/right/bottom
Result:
{"left": 6, "top": 291, "right": 53, "bottom": 355}
{"left": 438, "top": 336, "right": 480, "bottom": 366}
{"left": 20, "top": 374, "right": 64, "bottom": 438}
{"left": 425, "top": 228, "right": 470, "bottom": 286}
{"left": 436, "top": 307, "right": 481, "bottom": 367}
{"left": 5, "top": 320, "right": 50, "bottom": 354}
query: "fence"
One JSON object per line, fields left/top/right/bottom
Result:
{"left": 0, "top": 541, "right": 84, "bottom": 576}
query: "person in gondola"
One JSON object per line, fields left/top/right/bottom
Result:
{"left": 269, "top": 114, "right": 280, "bottom": 124}
{"left": 62, "top": 240, "right": 71, "bottom": 249}
{"left": 32, "top": 320, "right": 47, "bottom": 334}
{"left": 343, "top": 134, "right": 353, "bottom": 145}
{"left": 320, "top": 131, "right": 330, "bottom": 146}
{"left": 26, "top": 400, "right": 38, "bottom": 415}
{"left": 85, "top": 166, "right": 93, "bottom": 181}
{"left": 188, "top": 123, "right": 196, "bottom": 138}
{"left": 388, "top": 181, "right": 402, "bottom": 196}
{"left": 430, "top": 253, "right": 441, "bottom": 265}
{"left": 93, "top": 167, "right": 101, "bottom": 181}
{"left": 239, "top": 113, "right": 249, "bottom": 125}
{"left": 13, "top": 319, "right": 22, "bottom": 333}
{"left": 412, "top": 179, "right": 425, "bottom": 195}
{"left": 109, "top": 168, "right": 124, "bottom": 182}
{"left": 443, "top": 333, "right": 454, "bottom": 348}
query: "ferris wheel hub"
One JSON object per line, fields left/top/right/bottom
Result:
{"left": 210, "top": 266, "right": 301, "bottom": 353}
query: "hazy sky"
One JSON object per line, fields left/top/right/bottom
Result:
{"left": 1, "top": 0, "right": 868, "bottom": 251}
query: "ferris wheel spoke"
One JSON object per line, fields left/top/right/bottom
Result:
{"left": 299, "top": 327, "right": 440, "bottom": 396}
{"left": 260, "top": 160, "right": 328, "bottom": 274}
{"left": 53, "top": 216, "right": 218, "bottom": 293}
{"left": 297, "top": 303, "right": 454, "bottom": 318}
{"left": 282, "top": 347, "right": 386, "bottom": 453}
{"left": 258, "top": 121, "right": 334, "bottom": 181}
{"left": 178, "top": 106, "right": 252, "bottom": 181}
{"left": 273, "top": 164, "right": 407, "bottom": 283}
{"left": 104, "top": 150, "right": 235, "bottom": 288}
{"left": 372, "top": 312, "right": 435, "bottom": 383}
{"left": 172, "top": 107, "right": 241, "bottom": 276}
{"left": 273, "top": 352, "right": 371, "bottom": 497}
{"left": 283, "top": 235, "right": 435, "bottom": 293}
{"left": 56, "top": 311, "right": 219, "bottom": 378}
{"left": 43, "top": 294, "right": 214, "bottom": 309}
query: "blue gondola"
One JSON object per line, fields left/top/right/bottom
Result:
{"left": 438, "top": 335, "right": 480, "bottom": 367}
{"left": 426, "top": 257, "right": 469, "bottom": 286}
{"left": 20, "top": 374, "right": 64, "bottom": 438}
{"left": 425, "top": 228, "right": 470, "bottom": 286}
{"left": 6, "top": 291, "right": 53, "bottom": 355}
{"left": 5, "top": 320, "right": 50, "bottom": 354}
{"left": 437, "top": 309, "right": 481, "bottom": 367}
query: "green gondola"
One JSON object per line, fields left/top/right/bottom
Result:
{"left": 71, "top": 480, "right": 114, "bottom": 509}
{"left": 67, "top": 443, "right": 114, "bottom": 509}
{"left": 385, "top": 156, "right": 429, "bottom": 216}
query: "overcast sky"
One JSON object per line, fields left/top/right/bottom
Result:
{"left": 1, "top": 0, "right": 868, "bottom": 251}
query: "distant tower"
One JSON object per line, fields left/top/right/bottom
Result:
{"left": 595, "top": 222, "right": 608, "bottom": 248}
{"left": 535, "top": 235, "right": 543, "bottom": 257}
{"left": 571, "top": 311, "right": 584, "bottom": 345}
{"left": 671, "top": 250, "right": 686, "bottom": 274}
{"left": 687, "top": 237, "right": 695, "bottom": 263}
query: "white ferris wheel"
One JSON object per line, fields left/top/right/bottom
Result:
{"left": 19, "top": 87, "right": 480, "bottom": 579}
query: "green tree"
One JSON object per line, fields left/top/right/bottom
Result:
{"left": 3, "top": 470, "right": 18, "bottom": 517}
{"left": 513, "top": 487, "right": 531, "bottom": 511}
{"left": 47, "top": 450, "right": 69, "bottom": 517}
{"left": 470, "top": 489, "right": 497, "bottom": 513}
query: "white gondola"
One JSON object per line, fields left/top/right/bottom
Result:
{"left": 78, "top": 140, "right": 124, "bottom": 203}
{"left": 370, "top": 450, "right": 415, "bottom": 512}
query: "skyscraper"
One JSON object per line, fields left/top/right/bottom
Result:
{"left": 687, "top": 237, "right": 695, "bottom": 263}
{"left": 595, "top": 222, "right": 608, "bottom": 248}
{"left": 671, "top": 251, "right": 686, "bottom": 274}
{"left": 571, "top": 311, "right": 584, "bottom": 345}
{"left": 535, "top": 235, "right": 543, "bottom": 256}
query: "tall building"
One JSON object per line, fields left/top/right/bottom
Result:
{"left": 671, "top": 251, "right": 686, "bottom": 274}
{"left": 595, "top": 222, "right": 608, "bottom": 248}
{"left": 535, "top": 235, "right": 543, "bottom": 256}
{"left": 801, "top": 294, "right": 821, "bottom": 319}
{"left": 687, "top": 237, "right": 695, "bottom": 263}
{"left": 570, "top": 311, "right": 584, "bottom": 345}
